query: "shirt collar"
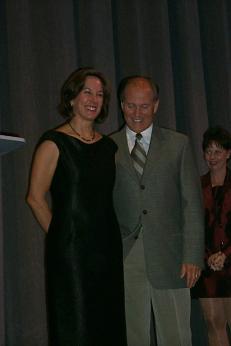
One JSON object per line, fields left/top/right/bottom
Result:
{"left": 126, "top": 123, "right": 153, "bottom": 143}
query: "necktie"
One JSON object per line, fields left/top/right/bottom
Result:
{"left": 131, "top": 133, "right": 146, "bottom": 178}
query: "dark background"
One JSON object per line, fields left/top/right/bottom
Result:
{"left": 0, "top": 1, "right": 230, "bottom": 345}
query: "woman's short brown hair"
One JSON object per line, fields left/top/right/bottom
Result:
{"left": 58, "top": 67, "right": 110, "bottom": 123}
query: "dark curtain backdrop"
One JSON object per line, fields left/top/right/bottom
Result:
{"left": 0, "top": 1, "right": 230, "bottom": 345}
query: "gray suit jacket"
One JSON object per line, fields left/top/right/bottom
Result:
{"left": 111, "top": 125, "right": 204, "bottom": 289}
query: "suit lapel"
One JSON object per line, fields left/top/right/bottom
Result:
{"left": 116, "top": 128, "right": 140, "bottom": 182}
{"left": 142, "top": 126, "right": 163, "bottom": 182}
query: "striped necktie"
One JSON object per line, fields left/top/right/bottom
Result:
{"left": 131, "top": 133, "right": 146, "bottom": 178}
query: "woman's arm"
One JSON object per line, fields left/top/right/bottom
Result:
{"left": 26, "top": 140, "right": 59, "bottom": 232}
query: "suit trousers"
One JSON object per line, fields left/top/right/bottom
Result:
{"left": 124, "top": 231, "right": 192, "bottom": 346}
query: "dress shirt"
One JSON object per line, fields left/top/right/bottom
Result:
{"left": 126, "top": 124, "right": 153, "bottom": 155}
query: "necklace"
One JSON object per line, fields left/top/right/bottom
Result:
{"left": 68, "top": 121, "right": 95, "bottom": 142}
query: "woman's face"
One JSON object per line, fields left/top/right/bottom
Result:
{"left": 71, "top": 76, "right": 104, "bottom": 122}
{"left": 204, "top": 141, "right": 231, "bottom": 173}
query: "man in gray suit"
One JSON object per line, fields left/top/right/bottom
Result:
{"left": 111, "top": 76, "right": 204, "bottom": 346}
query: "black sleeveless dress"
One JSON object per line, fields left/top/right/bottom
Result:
{"left": 39, "top": 130, "right": 127, "bottom": 346}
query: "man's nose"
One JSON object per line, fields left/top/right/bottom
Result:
{"left": 134, "top": 106, "right": 140, "bottom": 116}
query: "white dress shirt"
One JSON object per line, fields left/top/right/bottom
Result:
{"left": 126, "top": 124, "right": 153, "bottom": 155}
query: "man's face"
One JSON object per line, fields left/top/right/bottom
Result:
{"left": 121, "top": 79, "right": 159, "bottom": 133}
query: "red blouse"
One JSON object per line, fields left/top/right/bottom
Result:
{"left": 192, "top": 169, "right": 231, "bottom": 297}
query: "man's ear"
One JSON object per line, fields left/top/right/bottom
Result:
{"left": 153, "top": 99, "right": 159, "bottom": 114}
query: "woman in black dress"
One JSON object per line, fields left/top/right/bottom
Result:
{"left": 27, "top": 67, "right": 127, "bottom": 345}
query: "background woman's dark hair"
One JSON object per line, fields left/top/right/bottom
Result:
{"left": 202, "top": 126, "right": 231, "bottom": 151}
{"left": 58, "top": 67, "right": 111, "bottom": 123}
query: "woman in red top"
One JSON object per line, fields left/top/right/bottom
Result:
{"left": 192, "top": 126, "right": 231, "bottom": 346}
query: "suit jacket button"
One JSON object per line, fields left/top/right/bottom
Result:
{"left": 134, "top": 235, "right": 139, "bottom": 240}
{"left": 143, "top": 210, "right": 147, "bottom": 214}
{"left": 140, "top": 184, "right": 145, "bottom": 190}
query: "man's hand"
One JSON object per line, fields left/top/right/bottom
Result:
{"left": 180, "top": 263, "right": 201, "bottom": 288}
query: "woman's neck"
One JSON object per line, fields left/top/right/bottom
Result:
{"left": 210, "top": 168, "right": 227, "bottom": 187}
{"left": 68, "top": 118, "right": 95, "bottom": 142}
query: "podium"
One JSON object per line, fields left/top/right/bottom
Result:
{"left": 0, "top": 134, "right": 26, "bottom": 155}
{"left": 0, "top": 134, "right": 25, "bottom": 345}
